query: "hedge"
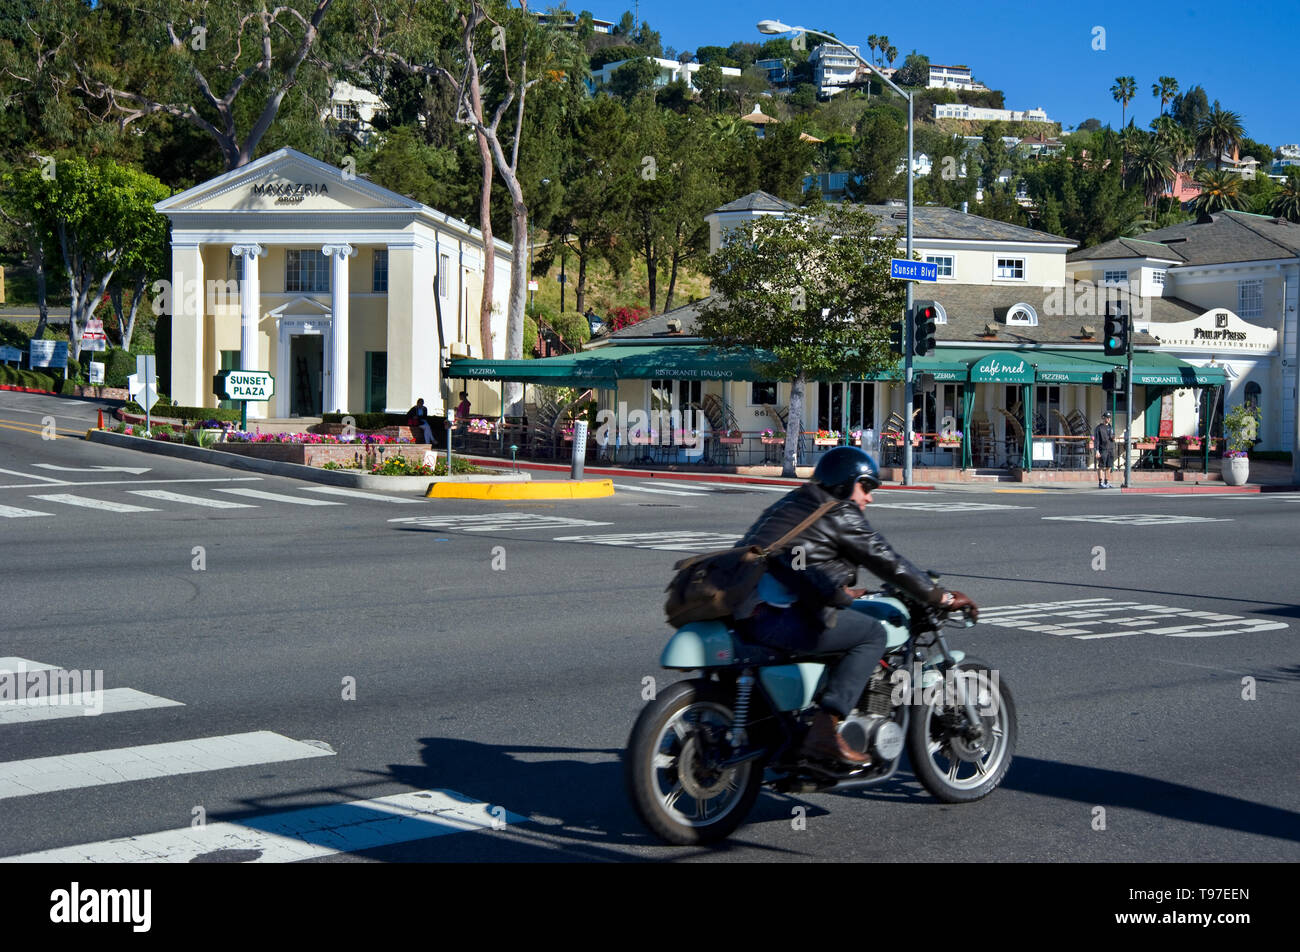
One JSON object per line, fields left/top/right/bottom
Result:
{"left": 321, "top": 412, "right": 408, "bottom": 430}
{"left": 0, "top": 365, "right": 62, "bottom": 391}
{"left": 123, "top": 403, "right": 241, "bottom": 423}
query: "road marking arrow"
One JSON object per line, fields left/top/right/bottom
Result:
{"left": 32, "top": 464, "right": 152, "bottom": 475}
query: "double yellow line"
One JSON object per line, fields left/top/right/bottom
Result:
{"left": 0, "top": 417, "right": 68, "bottom": 440}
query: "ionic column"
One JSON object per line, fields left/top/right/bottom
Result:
{"left": 230, "top": 244, "right": 266, "bottom": 372}
{"left": 322, "top": 243, "right": 356, "bottom": 413}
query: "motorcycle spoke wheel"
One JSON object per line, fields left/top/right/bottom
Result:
{"left": 625, "top": 680, "right": 765, "bottom": 845}
{"left": 906, "top": 661, "right": 1017, "bottom": 804}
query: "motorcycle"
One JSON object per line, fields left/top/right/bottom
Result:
{"left": 625, "top": 576, "right": 1016, "bottom": 845}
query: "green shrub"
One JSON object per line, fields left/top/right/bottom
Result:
{"left": 320, "top": 412, "right": 407, "bottom": 429}
{"left": 0, "top": 366, "right": 61, "bottom": 391}
{"left": 122, "top": 402, "right": 240, "bottom": 422}
{"left": 102, "top": 348, "right": 137, "bottom": 388}
{"left": 60, "top": 379, "right": 77, "bottom": 395}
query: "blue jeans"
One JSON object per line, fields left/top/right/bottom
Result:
{"left": 744, "top": 603, "right": 887, "bottom": 718}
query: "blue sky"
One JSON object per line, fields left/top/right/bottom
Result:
{"left": 597, "top": 0, "right": 1299, "bottom": 146}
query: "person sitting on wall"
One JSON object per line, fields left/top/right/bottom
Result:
{"left": 407, "top": 398, "right": 434, "bottom": 444}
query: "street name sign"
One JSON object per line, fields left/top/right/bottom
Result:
{"left": 223, "top": 371, "right": 275, "bottom": 401}
{"left": 890, "top": 259, "right": 938, "bottom": 282}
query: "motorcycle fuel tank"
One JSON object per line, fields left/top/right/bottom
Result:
{"left": 660, "top": 622, "right": 737, "bottom": 669}
{"left": 847, "top": 596, "right": 911, "bottom": 648}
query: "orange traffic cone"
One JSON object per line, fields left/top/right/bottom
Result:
{"left": 97, "top": 409, "right": 104, "bottom": 429}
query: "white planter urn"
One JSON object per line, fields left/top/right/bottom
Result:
{"left": 1221, "top": 456, "right": 1249, "bottom": 486}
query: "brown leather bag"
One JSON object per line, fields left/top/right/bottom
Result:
{"left": 663, "top": 500, "right": 838, "bottom": 627}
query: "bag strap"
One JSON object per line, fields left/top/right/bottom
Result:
{"left": 763, "top": 499, "right": 839, "bottom": 555}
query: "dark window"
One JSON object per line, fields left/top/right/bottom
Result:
{"left": 751, "top": 381, "right": 777, "bottom": 405}
{"left": 286, "top": 250, "right": 329, "bottom": 293}
{"left": 372, "top": 250, "right": 388, "bottom": 293}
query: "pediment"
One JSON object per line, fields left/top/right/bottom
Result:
{"left": 157, "top": 149, "right": 424, "bottom": 215}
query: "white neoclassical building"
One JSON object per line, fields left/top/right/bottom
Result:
{"left": 155, "top": 148, "right": 513, "bottom": 419}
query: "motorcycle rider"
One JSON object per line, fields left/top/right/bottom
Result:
{"left": 736, "top": 446, "right": 978, "bottom": 767}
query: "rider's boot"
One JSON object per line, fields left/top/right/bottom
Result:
{"left": 801, "top": 709, "right": 871, "bottom": 766}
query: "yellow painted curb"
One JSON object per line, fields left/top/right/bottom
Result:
{"left": 427, "top": 479, "right": 614, "bottom": 500}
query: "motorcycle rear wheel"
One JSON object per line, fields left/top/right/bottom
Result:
{"left": 625, "top": 678, "right": 764, "bottom": 845}
{"left": 906, "top": 658, "right": 1016, "bottom": 803}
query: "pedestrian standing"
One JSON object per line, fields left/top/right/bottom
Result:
{"left": 1094, "top": 411, "right": 1115, "bottom": 489}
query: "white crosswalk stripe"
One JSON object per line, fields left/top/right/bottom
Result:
{"left": 29, "top": 493, "right": 157, "bottom": 513}
{"left": 613, "top": 482, "right": 707, "bottom": 496}
{"left": 1042, "top": 514, "right": 1230, "bottom": 526}
{"left": 302, "top": 486, "right": 424, "bottom": 503}
{"left": 127, "top": 489, "right": 257, "bottom": 508}
{"left": 553, "top": 531, "right": 738, "bottom": 552}
{"left": 0, "top": 790, "right": 526, "bottom": 863}
{"left": 213, "top": 488, "right": 344, "bottom": 506}
{"left": 0, "top": 731, "right": 334, "bottom": 800}
{"left": 390, "top": 513, "right": 612, "bottom": 532}
{"left": 0, "top": 504, "right": 53, "bottom": 518}
{"left": 0, "top": 688, "right": 183, "bottom": 724}
{"left": 869, "top": 501, "right": 1030, "bottom": 512}
{"left": 978, "top": 598, "right": 1286, "bottom": 639}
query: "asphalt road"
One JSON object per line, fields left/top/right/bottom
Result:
{"left": 1, "top": 389, "right": 1297, "bottom": 863}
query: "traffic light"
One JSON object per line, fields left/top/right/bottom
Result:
{"left": 888, "top": 320, "right": 904, "bottom": 356}
{"left": 1103, "top": 303, "right": 1128, "bottom": 356}
{"left": 912, "top": 301, "right": 938, "bottom": 357}
{"left": 1101, "top": 368, "right": 1126, "bottom": 392}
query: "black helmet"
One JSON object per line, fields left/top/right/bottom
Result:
{"left": 812, "top": 446, "right": 881, "bottom": 498}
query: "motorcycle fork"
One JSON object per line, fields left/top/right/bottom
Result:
{"left": 928, "top": 632, "right": 985, "bottom": 732}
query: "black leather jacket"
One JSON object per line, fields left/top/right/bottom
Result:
{"left": 738, "top": 482, "right": 945, "bottom": 614}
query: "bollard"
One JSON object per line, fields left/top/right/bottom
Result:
{"left": 510, "top": 444, "right": 518, "bottom": 472}
{"left": 570, "top": 420, "right": 588, "bottom": 480}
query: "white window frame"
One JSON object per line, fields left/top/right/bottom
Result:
{"left": 1006, "top": 303, "right": 1038, "bottom": 326}
{"left": 994, "top": 257, "right": 1025, "bottom": 281}
{"left": 438, "top": 253, "right": 450, "bottom": 297}
{"left": 1237, "top": 279, "right": 1263, "bottom": 318}
{"left": 924, "top": 255, "right": 955, "bottom": 279}
{"left": 1151, "top": 269, "right": 1167, "bottom": 287}
{"left": 372, "top": 250, "right": 388, "bottom": 293}
{"left": 1103, "top": 269, "right": 1130, "bottom": 286}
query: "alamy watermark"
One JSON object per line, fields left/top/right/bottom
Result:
{"left": 0, "top": 663, "right": 105, "bottom": 716}
{"left": 595, "top": 400, "right": 709, "bottom": 459}
{"left": 889, "top": 663, "right": 1000, "bottom": 716}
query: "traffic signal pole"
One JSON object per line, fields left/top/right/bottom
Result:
{"left": 1123, "top": 303, "right": 1133, "bottom": 489}
{"left": 903, "top": 93, "right": 915, "bottom": 487}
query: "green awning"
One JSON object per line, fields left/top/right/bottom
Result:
{"left": 968, "top": 351, "right": 1035, "bottom": 383}
{"left": 448, "top": 349, "right": 623, "bottom": 389}
{"left": 604, "top": 345, "right": 779, "bottom": 381}
{"left": 1125, "top": 352, "right": 1226, "bottom": 386}
{"left": 1030, "top": 352, "right": 1121, "bottom": 384}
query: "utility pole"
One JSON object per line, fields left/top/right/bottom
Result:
{"left": 1123, "top": 298, "right": 1133, "bottom": 489}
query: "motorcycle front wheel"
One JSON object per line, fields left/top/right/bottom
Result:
{"left": 625, "top": 678, "right": 764, "bottom": 845}
{"left": 906, "top": 658, "right": 1016, "bottom": 803}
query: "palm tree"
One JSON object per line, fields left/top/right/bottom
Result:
{"left": 876, "top": 35, "right": 890, "bottom": 67}
{"left": 1129, "top": 138, "right": 1175, "bottom": 208}
{"left": 1111, "top": 76, "right": 1137, "bottom": 127}
{"left": 1272, "top": 174, "right": 1300, "bottom": 222}
{"left": 867, "top": 34, "right": 879, "bottom": 66}
{"left": 1197, "top": 102, "right": 1245, "bottom": 170}
{"left": 885, "top": 45, "right": 898, "bottom": 69}
{"left": 1152, "top": 76, "right": 1178, "bottom": 116}
{"left": 1153, "top": 116, "right": 1195, "bottom": 173}
{"left": 1190, "top": 167, "right": 1248, "bottom": 215}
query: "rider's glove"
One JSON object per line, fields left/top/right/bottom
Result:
{"left": 941, "top": 590, "right": 979, "bottom": 622}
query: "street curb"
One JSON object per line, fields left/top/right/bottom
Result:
{"left": 85, "top": 430, "right": 517, "bottom": 492}
{"left": 458, "top": 455, "right": 934, "bottom": 491}
{"left": 1120, "top": 484, "right": 1300, "bottom": 494}
{"left": 426, "top": 479, "right": 614, "bottom": 500}
{"left": 0, "top": 384, "right": 60, "bottom": 395}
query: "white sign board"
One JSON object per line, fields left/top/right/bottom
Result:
{"left": 81, "top": 318, "right": 107, "bottom": 351}
{"left": 89, "top": 361, "right": 105, "bottom": 385}
{"left": 29, "top": 340, "right": 68, "bottom": 369}
{"left": 131, "top": 355, "right": 158, "bottom": 411}
{"left": 226, "top": 371, "right": 275, "bottom": 401}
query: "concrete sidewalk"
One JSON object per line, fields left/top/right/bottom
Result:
{"left": 460, "top": 451, "right": 1300, "bottom": 495}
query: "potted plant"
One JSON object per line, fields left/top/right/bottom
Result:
{"left": 719, "top": 428, "right": 744, "bottom": 445}
{"left": 760, "top": 428, "right": 785, "bottom": 445}
{"left": 1221, "top": 404, "right": 1260, "bottom": 486}
{"left": 1179, "top": 434, "right": 1202, "bottom": 452}
{"left": 814, "top": 429, "right": 840, "bottom": 447}
{"left": 937, "top": 430, "right": 963, "bottom": 448}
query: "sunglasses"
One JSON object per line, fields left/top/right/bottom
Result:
{"left": 857, "top": 476, "right": 877, "bottom": 491}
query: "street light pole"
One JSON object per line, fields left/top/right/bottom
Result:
{"left": 758, "top": 20, "right": 915, "bottom": 484}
